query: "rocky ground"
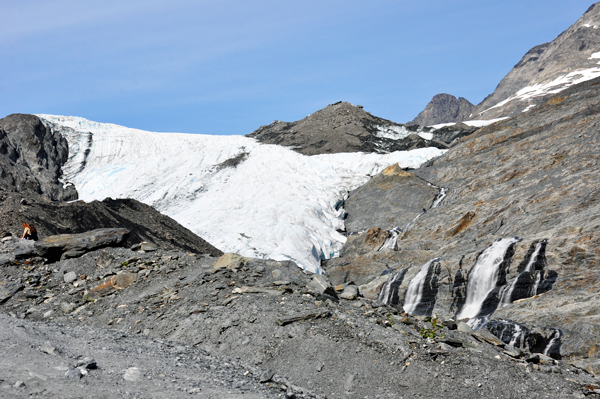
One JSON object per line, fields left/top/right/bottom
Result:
{"left": 1, "top": 238, "right": 599, "bottom": 398}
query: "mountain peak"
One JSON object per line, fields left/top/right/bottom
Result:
{"left": 408, "top": 93, "right": 475, "bottom": 126}
{"left": 247, "top": 101, "right": 446, "bottom": 155}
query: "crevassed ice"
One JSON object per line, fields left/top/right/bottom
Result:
{"left": 38, "top": 115, "right": 445, "bottom": 274}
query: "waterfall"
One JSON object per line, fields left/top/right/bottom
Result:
{"left": 499, "top": 278, "right": 519, "bottom": 307}
{"left": 378, "top": 227, "right": 401, "bottom": 252}
{"left": 530, "top": 272, "right": 541, "bottom": 297}
{"left": 378, "top": 269, "right": 407, "bottom": 305}
{"left": 403, "top": 258, "right": 439, "bottom": 315}
{"left": 543, "top": 330, "right": 561, "bottom": 357}
{"left": 431, "top": 187, "right": 448, "bottom": 208}
{"left": 523, "top": 241, "right": 544, "bottom": 273}
{"left": 457, "top": 237, "right": 521, "bottom": 319}
{"left": 403, "top": 211, "right": 425, "bottom": 233}
{"left": 499, "top": 240, "right": 545, "bottom": 306}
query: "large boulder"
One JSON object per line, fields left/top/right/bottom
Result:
{"left": 34, "top": 228, "right": 130, "bottom": 262}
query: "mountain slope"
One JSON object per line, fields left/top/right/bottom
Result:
{"left": 410, "top": 3, "right": 600, "bottom": 124}
{"left": 474, "top": 2, "right": 600, "bottom": 119}
{"left": 329, "top": 76, "right": 600, "bottom": 375}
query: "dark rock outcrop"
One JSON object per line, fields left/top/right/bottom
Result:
{"left": 0, "top": 116, "right": 222, "bottom": 257}
{"left": 431, "top": 122, "right": 479, "bottom": 146}
{"left": 34, "top": 228, "right": 130, "bottom": 262}
{"left": 247, "top": 101, "right": 446, "bottom": 155}
{"left": 0, "top": 194, "right": 222, "bottom": 257}
{"left": 409, "top": 94, "right": 475, "bottom": 126}
{"left": 0, "top": 114, "right": 77, "bottom": 201}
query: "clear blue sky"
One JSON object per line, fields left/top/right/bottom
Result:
{"left": 0, "top": 1, "right": 595, "bottom": 134}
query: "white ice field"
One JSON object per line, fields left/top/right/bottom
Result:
{"left": 39, "top": 115, "right": 445, "bottom": 274}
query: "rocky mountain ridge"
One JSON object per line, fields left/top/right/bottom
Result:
{"left": 411, "top": 2, "right": 600, "bottom": 125}
{"left": 247, "top": 101, "right": 447, "bottom": 155}
{"left": 409, "top": 94, "right": 475, "bottom": 126}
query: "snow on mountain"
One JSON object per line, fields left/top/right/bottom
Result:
{"left": 478, "top": 66, "right": 600, "bottom": 117}
{"left": 39, "top": 115, "right": 445, "bottom": 273}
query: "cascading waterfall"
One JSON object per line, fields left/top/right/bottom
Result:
{"left": 530, "top": 272, "right": 542, "bottom": 297}
{"left": 430, "top": 186, "right": 448, "bottom": 208}
{"left": 403, "top": 258, "right": 440, "bottom": 315}
{"left": 543, "top": 330, "right": 562, "bottom": 357}
{"left": 457, "top": 237, "right": 521, "bottom": 319}
{"left": 378, "top": 227, "right": 401, "bottom": 251}
{"left": 378, "top": 269, "right": 407, "bottom": 306}
{"left": 499, "top": 240, "right": 545, "bottom": 306}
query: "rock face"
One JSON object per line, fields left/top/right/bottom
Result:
{"left": 0, "top": 114, "right": 77, "bottom": 201}
{"left": 247, "top": 101, "right": 446, "bottom": 155}
{"left": 343, "top": 163, "right": 439, "bottom": 234}
{"left": 327, "top": 76, "right": 600, "bottom": 374}
{"left": 409, "top": 94, "right": 475, "bottom": 126}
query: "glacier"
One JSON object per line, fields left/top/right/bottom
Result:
{"left": 38, "top": 115, "right": 445, "bottom": 274}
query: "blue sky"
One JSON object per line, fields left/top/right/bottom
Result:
{"left": 0, "top": 1, "right": 594, "bottom": 134}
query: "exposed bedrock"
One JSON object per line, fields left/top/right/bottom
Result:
{"left": 0, "top": 114, "right": 77, "bottom": 201}
{"left": 342, "top": 163, "right": 439, "bottom": 234}
{"left": 325, "top": 77, "right": 600, "bottom": 373}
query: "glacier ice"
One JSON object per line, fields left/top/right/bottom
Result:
{"left": 39, "top": 114, "right": 445, "bottom": 273}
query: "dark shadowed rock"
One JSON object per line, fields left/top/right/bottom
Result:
{"left": 0, "top": 114, "right": 77, "bottom": 201}
{"left": 34, "top": 228, "right": 130, "bottom": 262}
{"left": 409, "top": 94, "right": 475, "bottom": 126}
{"left": 431, "top": 122, "right": 479, "bottom": 146}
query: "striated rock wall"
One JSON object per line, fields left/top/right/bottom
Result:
{"left": 327, "top": 76, "right": 600, "bottom": 373}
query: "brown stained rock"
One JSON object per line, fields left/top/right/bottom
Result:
{"left": 89, "top": 272, "right": 137, "bottom": 298}
{"left": 381, "top": 163, "right": 413, "bottom": 178}
{"left": 212, "top": 253, "right": 249, "bottom": 270}
{"left": 446, "top": 212, "right": 476, "bottom": 237}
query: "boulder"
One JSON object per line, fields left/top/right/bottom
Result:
{"left": 88, "top": 272, "right": 138, "bottom": 298}
{"left": 34, "top": 228, "right": 130, "bottom": 262}
{"left": 212, "top": 253, "right": 249, "bottom": 270}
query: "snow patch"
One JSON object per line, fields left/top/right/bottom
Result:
{"left": 429, "top": 118, "right": 508, "bottom": 130}
{"left": 479, "top": 67, "right": 600, "bottom": 116}
{"left": 38, "top": 115, "right": 445, "bottom": 274}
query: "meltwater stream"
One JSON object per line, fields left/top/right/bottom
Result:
{"left": 457, "top": 237, "right": 521, "bottom": 319}
{"left": 378, "top": 184, "right": 448, "bottom": 252}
